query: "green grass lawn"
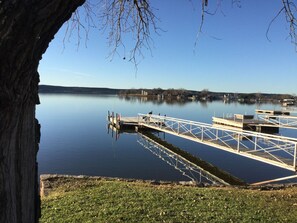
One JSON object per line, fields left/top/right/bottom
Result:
{"left": 41, "top": 176, "right": 297, "bottom": 223}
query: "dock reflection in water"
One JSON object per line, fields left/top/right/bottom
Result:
{"left": 108, "top": 124, "right": 243, "bottom": 186}
{"left": 137, "top": 132, "right": 229, "bottom": 186}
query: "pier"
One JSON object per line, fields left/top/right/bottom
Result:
{"left": 255, "top": 109, "right": 297, "bottom": 130}
{"left": 108, "top": 111, "right": 297, "bottom": 172}
{"left": 107, "top": 111, "right": 164, "bottom": 129}
{"left": 212, "top": 114, "right": 279, "bottom": 133}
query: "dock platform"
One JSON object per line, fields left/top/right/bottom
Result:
{"left": 212, "top": 114, "right": 279, "bottom": 133}
{"left": 255, "top": 109, "right": 290, "bottom": 116}
{"left": 107, "top": 111, "right": 164, "bottom": 129}
{"left": 255, "top": 109, "right": 297, "bottom": 130}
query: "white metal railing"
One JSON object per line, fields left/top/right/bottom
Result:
{"left": 257, "top": 114, "right": 297, "bottom": 130}
{"left": 138, "top": 113, "right": 297, "bottom": 171}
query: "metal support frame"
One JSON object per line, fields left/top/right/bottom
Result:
{"left": 251, "top": 174, "right": 297, "bottom": 186}
{"left": 257, "top": 114, "right": 297, "bottom": 130}
{"left": 138, "top": 113, "right": 297, "bottom": 171}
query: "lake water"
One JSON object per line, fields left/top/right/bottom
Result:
{"left": 37, "top": 94, "right": 297, "bottom": 184}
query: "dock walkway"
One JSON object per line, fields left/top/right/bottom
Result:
{"left": 108, "top": 111, "right": 297, "bottom": 172}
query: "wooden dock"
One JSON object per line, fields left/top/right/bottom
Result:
{"left": 255, "top": 109, "right": 290, "bottom": 116}
{"left": 212, "top": 114, "right": 279, "bottom": 133}
{"left": 107, "top": 111, "right": 164, "bottom": 129}
{"left": 213, "top": 114, "right": 255, "bottom": 129}
{"left": 255, "top": 109, "right": 297, "bottom": 130}
{"left": 107, "top": 111, "right": 139, "bottom": 129}
{"left": 108, "top": 111, "right": 281, "bottom": 133}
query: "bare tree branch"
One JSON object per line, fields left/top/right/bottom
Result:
{"left": 63, "top": 0, "right": 297, "bottom": 64}
{"left": 266, "top": 7, "right": 285, "bottom": 42}
{"left": 196, "top": 0, "right": 297, "bottom": 51}
{"left": 194, "top": 0, "right": 223, "bottom": 48}
{"left": 265, "top": 1, "right": 297, "bottom": 50}
{"left": 64, "top": 0, "right": 98, "bottom": 49}
{"left": 282, "top": 0, "right": 297, "bottom": 49}
{"left": 71, "top": 0, "right": 159, "bottom": 68}
{"left": 93, "top": 1, "right": 158, "bottom": 67}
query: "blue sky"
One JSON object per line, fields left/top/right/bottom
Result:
{"left": 38, "top": 0, "right": 297, "bottom": 94}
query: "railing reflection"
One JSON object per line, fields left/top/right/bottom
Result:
{"left": 137, "top": 132, "right": 229, "bottom": 186}
{"left": 107, "top": 124, "right": 245, "bottom": 186}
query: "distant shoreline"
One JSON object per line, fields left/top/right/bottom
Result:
{"left": 39, "top": 85, "right": 121, "bottom": 95}
{"left": 39, "top": 85, "right": 296, "bottom": 104}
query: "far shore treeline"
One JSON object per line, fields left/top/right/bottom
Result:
{"left": 39, "top": 85, "right": 295, "bottom": 104}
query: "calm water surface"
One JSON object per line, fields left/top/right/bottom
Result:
{"left": 37, "top": 94, "right": 297, "bottom": 184}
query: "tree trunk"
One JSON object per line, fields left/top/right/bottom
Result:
{"left": 0, "top": 0, "right": 85, "bottom": 222}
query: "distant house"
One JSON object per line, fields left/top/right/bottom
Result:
{"left": 188, "top": 95, "right": 196, "bottom": 101}
{"left": 282, "top": 98, "right": 295, "bottom": 107}
{"left": 157, "top": 94, "right": 164, "bottom": 100}
{"left": 141, "top": 90, "right": 148, "bottom": 96}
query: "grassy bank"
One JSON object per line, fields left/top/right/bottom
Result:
{"left": 41, "top": 176, "right": 297, "bottom": 223}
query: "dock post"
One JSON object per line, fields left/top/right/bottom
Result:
{"left": 115, "top": 113, "right": 120, "bottom": 129}
{"left": 293, "top": 143, "right": 297, "bottom": 170}
{"left": 237, "top": 134, "right": 240, "bottom": 152}
{"left": 254, "top": 136, "right": 257, "bottom": 150}
{"left": 112, "top": 112, "right": 114, "bottom": 125}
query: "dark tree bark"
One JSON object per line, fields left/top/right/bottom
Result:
{"left": 0, "top": 1, "right": 85, "bottom": 222}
